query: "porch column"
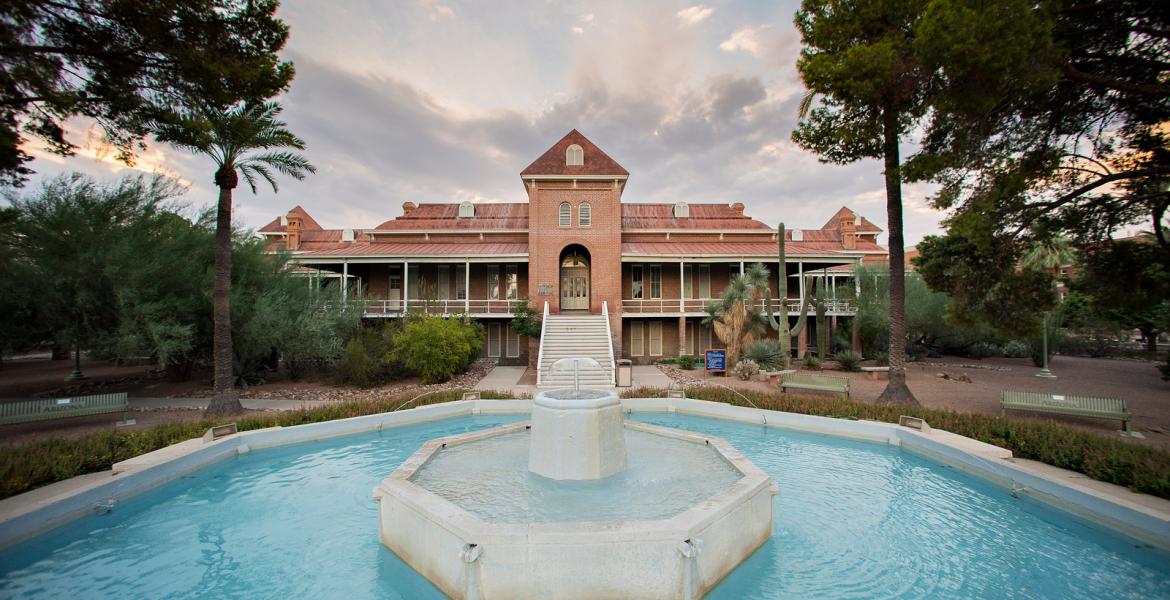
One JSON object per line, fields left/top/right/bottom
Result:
{"left": 678, "top": 315, "right": 687, "bottom": 358}
{"left": 678, "top": 261, "right": 685, "bottom": 312}
{"left": 465, "top": 259, "right": 471, "bottom": 313}
{"left": 403, "top": 259, "right": 409, "bottom": 312}
{"left": 739, "top": 261, "right": 744, "bottom": 275}
{"left": 342, "top": 260, "right": 349, "bottom": 303}
{"left": 798, "top": 261, "right": 805, "bottom": 304}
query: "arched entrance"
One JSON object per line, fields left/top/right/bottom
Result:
{"left": 559, "top": 245, "right": 591, "bottom": 311}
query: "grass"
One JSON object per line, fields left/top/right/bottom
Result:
{"left": 0, "top": 388, "right": 515, "bottom": 500}
{"left": 619, "top": 386, "right": 1170, "bottom": 500}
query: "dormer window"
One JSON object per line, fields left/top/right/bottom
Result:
{"left": 673, "top": 202, "right": 689, "bottom": 218}
{"left": 566, "top": 144, "right": 584, "bottom": 166}
{"left": 458, "top": 201, "right": 475, "bottom": 218}
{"left": 579, "top": 202, "right": 591, "bottom": 226}
{"left": 559, "top": 202, "right": 571, "bottom": 226}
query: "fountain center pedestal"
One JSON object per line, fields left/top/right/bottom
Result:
{"left": 528, "top": 388, "right": 627, "bottom": 480}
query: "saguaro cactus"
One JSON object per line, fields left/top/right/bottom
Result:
{"left": 764, "top": 223, "right": 812, "bottom": 368}
{"left": 813, "top": 277, "right": 829, "bottom": 358}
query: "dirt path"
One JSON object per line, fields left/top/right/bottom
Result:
{"left": 661, "top": 355, "right": 1170, "bottom": 450}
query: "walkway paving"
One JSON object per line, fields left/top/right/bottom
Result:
{"left": 472, "top": 364, "right": 674, "bottom": 396}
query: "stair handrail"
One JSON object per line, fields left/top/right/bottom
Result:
{"left": 536, "top": 300, "right": 550, "bottom": 386}
{"left": 601, "top": 300, "right": 616, "bottom": 384}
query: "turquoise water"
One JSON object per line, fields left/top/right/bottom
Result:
{"left": 0, "top": 413, "right": 1166, "bottom": 599}
{"left": 412, "top": 428, "right": 740, "bottom": 523}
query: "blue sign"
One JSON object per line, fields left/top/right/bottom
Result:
{"left": 704, "top": 349, "right": 726, "bottom": 372}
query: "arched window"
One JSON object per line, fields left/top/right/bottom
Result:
{"left": 559, "top": 202, "right": 571, "bottom": 226}
{"left": 458, "top": 201, "right": 474, "bottom": 218}
{"left": 566, "top": 144, "right": 584, "bottom": 166}
{"left": 578, "top": 202, "right": 591, "bottom": 226}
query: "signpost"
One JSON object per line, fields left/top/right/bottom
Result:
{"left": 704, "top": 349, "right": 726, "bottom": 377}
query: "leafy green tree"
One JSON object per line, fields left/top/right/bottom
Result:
{"left": 0, "top": 0, "right": 294, "bottom": 185}
{"left": 910, "top": 0, "right": 1169, "bottom": 297}
{"left": 155, "top": 101, "right": 315, "bottom": 417}
{"left": 1074, "top": 240, "right": 1170, "bottom": 353}
{"left": 792, "top": 0, "right": 940, "bottom": 405}
{"left": 7, "top": 174, "right": 182, "bottom": 378}
{"left": 0, "top": 208, "right": 46, "bottom": 365}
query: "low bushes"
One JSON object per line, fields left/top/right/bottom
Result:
{"left": 744, "top": 340, "right": 785, "bottom": 371}
{"left": 391, "top": 315, "right": 483, "bottom": 384}
{"left": 734, "top": 359, "right": 760, "bottom": 380}
{"left": 0, "top": 388, "right": 516, "bottom": 500}
{"left": 676, "top": 354, "right": 696, "bottom": 370}
{"left": 618, "top": 386, "right": 1170, "bottom": 500}
{"left": 833, "top": 350, "right": 863, "bottom": 371}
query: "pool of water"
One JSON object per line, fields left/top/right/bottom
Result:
{"left": 1, "top": 413, "right": 1167, "bottom": 599}
{"left": 411, "top": 427, "right": 741, "bottom": 523}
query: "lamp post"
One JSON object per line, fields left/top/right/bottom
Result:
{"left": 1036, "top": 312, "right": 1056, "bottom": 379}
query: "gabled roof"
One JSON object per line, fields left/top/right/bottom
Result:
{"left": 822, "top": 206, "right": 882, "bottom": 234}
{"left": 521, "top": 129, "right": 629, "bottom": 177}
{"left": 258, "top": 205, "right": 322, "bottom": 233}
{"left": 374, "top": 203, "right": 529, "bottom": 230}
{"left": 621, "top": 204, "right": 771, "bottom": 230}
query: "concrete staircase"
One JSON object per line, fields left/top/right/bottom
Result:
{"left": 537, "top": 313, "right": 615, "bottom": 388}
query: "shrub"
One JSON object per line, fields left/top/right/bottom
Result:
{"left": 676, "top": 354, "right": 696, "bottom": 370}
{"left": 1159, "top": 355, "right": 1170, "bottom": 381}
{"left": 1003, "top": 340, "right": 1030, "bottom": 358}
{"left": 510, "top": 302, "right": 543, "bottom": 339}
{"left": 744, "top": 339, "right": 785, "bottom": 370}
{"left": 391, "top": 316, "right": 483, "bottom": 384}
{"left": 338, "top": 337, "right": 376, "bottom": 386}
{"left": 871, "top": 351, "right": 889, "bottom": 366}
{"left": 968, "top": 342, "right": 1002, "bottom": 360}
{"left": 833, "top": 350, "right": 862, "bottom": 372}
{"left": 804, "top": 355, "right": 822, "bottom": 370}
{"left": 618, "top": 386, "right": 1170, "bottom": 500}
{"left": 734, "top": 359, "right": 760, "bottom": 380}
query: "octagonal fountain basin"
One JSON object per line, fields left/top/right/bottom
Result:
{"left": 374, "top": 420, "right": 777, "bottom": 600}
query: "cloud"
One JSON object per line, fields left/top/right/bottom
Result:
{"left": 580, "top": 13, "right": 595, "bottom": 23}
{"left": 571, "top": 26, "right": 584, "bottom": 34}
{"left": 676, "top": 5, "right": 714, "bottom": 25}
{"left": 418, "top": 0, "right": 454, "bottom": 19}
{"left": 15, "top": 0, "right": 947, "bottom": 246}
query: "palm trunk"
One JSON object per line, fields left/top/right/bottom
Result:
{"left": 876, "top": 107, "right": 919, "bottom": 406}
{"left": 206, "top": 169, "right": 244, "bottom": 417}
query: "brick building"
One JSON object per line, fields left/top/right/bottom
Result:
{"left": 261, "top": 131, "right": 887, "bottom": 383}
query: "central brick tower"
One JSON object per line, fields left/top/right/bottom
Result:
{"left": 521, "top": 130, "right": 628, "bottom": 353}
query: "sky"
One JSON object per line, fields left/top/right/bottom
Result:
{"left": 19, "top": 0, "right": 948, "bottom": 246}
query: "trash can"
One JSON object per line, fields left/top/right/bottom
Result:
{"left": 616, "top": 359, "right": 633, "bottom": 387}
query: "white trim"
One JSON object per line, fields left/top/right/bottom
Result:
{"left": 536, "top": 301, "right": 549, "bottom": 385}
{"left": 524, "top": 174, "right": 628, "bottom": 181}
{"left": 602, "top": 300, "right": 616, "bottom": 384}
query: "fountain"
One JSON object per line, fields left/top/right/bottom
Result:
{"left": 374, "top": 358, "right": 778, "bottom": 600}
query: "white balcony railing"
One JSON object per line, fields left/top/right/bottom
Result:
{"left": 621, "top": 298, "right": 855, "bottom": 316}
{"left": 363, "top": 298, "right": 524, "bottom": 317}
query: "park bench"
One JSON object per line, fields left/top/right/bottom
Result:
{"left": 861, "top": 366, "right": 889, "bottom": 380}
{"left": 780, "top": 373, "right": 850, "bottom": 399}
{"left": 0, "top": 392, "right": 131, "bottom": 426}
{"left": 1000, "top": 390, "right": 1131, "bottom": 432}
{"left": 765, "top": 369, "right": 796, "bottom": 386}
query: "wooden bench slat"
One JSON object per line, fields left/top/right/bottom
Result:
{"left": 0, "top": 393, "right": 129, "bottom": 425}
{"left": 1000, "top": 391, "right": 1130, "bottom": 431}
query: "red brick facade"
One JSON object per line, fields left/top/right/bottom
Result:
{"left": 262, "top": 130, "right": 886, "bottom": 365}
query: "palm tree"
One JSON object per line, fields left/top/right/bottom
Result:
{"left": 156, "top": 102, "right": 315, "bottom": 417}
{"left": 702, "top": 265, "right": 771, "bottom": 366}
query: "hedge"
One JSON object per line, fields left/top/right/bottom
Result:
{"left": 619, "top": 386, "right": 1170, "bottom": 499}
{"left": 0, "top": 389, "right": 514, "bottom": 500}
